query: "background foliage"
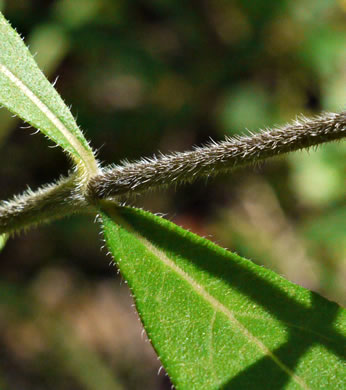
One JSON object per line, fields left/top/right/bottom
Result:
{"left": 0, "top": 0, "right": 345, "bottom": 389}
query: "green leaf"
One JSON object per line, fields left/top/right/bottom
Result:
{"left": 0, "top": 20, "right": 70, "bottom": 148}
{"left": 0, "top": 12, "right": 98, "bottom": 176}
{"left": 0, "top": 233, "right": 8, "bottom": 251}
{"left": 101, "top": 204, "right": 346, "bottom": 390}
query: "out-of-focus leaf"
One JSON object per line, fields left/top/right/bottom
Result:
{"left": 0, "top": 12, "right": 97, "bottom": 175}
{"left": 302, "top": 206, "right": 346, "bottom": 256}
{"left": 0, "top": 233, "right": 8, "bottom": 251}
{"left": 29, "top": 24, "right": 69, "bottom": 76}
{"left": 289, "top": 143, "right": 345, "bottom": 206}
{"left": 53, "top": 0, "right": 101, "bottom": 28}
{"left": 217, "top": 84, "right": 272, "bottom": 134}
{"left": 101, "top": 204, "right": 346, "bottom": 390}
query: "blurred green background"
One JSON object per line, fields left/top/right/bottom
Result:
{"left": 0, "top": 0, "right": 345, "bottom": 389}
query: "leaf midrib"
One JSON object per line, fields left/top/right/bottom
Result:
{"left": 0, "top": 63, "right": 99, "bottom": 176}
{"left": 113, "top": 212, "right": 310, "bottom": 390}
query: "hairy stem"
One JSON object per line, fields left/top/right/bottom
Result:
{"left": 0, "top": 174, "right": 94, "bottom": 235}
{"left": 89, "top": 111, "right": 346, "bottom": 198}
{"left": 0, "top": 111, "right": 345, "bottom": 235}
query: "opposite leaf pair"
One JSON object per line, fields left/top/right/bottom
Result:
{"left": 0, "top": 11, "right": 345, "bottom": 390}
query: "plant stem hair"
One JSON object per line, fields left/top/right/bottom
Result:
{"left": 88, "top": 111, "right": 346, "bottom": 199}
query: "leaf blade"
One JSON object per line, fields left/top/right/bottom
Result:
{"left": 0, "top": 12, "right": 98, "bottom": 176}
{"left": 101, "top": 204, "right": 346, "bottom": 390}
{"left": 0, "top": 233, "right": 8, "bottom": 252}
